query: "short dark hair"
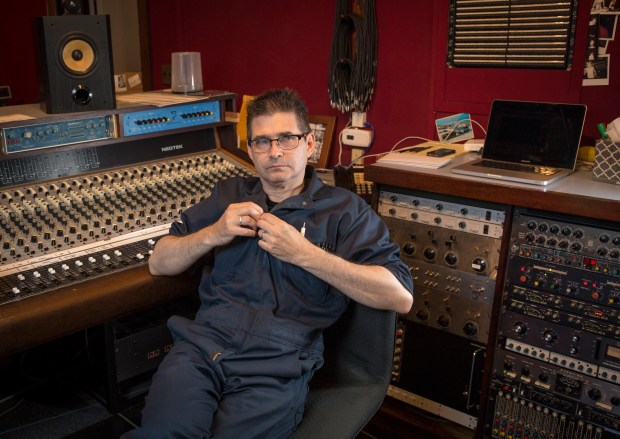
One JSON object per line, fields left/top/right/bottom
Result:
{"left": 246, "top": 88, "right": 310, "bottom": 138}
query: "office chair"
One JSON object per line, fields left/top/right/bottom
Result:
{"left": 290, "top": 301, "right": 397, "bottom": 439}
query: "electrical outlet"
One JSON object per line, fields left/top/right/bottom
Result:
{"left": 161, "top": 64, "right": 171, "bottom": 85}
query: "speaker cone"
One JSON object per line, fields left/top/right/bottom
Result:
{"left": 61, "top": 38, "right": 96, "bottom": 75}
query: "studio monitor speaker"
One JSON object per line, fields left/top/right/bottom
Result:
{"left": 37, "top": 15, "right": 116, "bottom": 114}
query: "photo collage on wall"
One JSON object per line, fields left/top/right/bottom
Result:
{"left": 584, "top": 0, "right": 619, "bottom": 85}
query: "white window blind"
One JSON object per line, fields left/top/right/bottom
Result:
{"left": 447, "top": 0, "right": 579, "bottom": 69}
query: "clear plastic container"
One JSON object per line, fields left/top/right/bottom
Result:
{"left": 171, "top": 52, "right": 203, "bottom": 93}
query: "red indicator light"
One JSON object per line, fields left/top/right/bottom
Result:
{"left": 594, "top": 311, "right": 603, "bottom": 317}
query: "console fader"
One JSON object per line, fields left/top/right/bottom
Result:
{"left": 377, "top": 186, "right": 507, "bottom": 429}
{"left": 0, "top": 150, "right": 254, "bottom": 306}
{"left": 484, "top": 208, "right": 620, "bottom": 439}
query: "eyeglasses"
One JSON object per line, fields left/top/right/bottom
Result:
{"left": 247, "top": 133, "right": 308, "bottom": 153}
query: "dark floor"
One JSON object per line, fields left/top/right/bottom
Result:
{"left": 0, "top": 331, "right": 141, "bottom": 439}
{"left": 0, "top": 388, "right": 140, "bottom": 439}
{"left": 0, "top": 381, "right": 377, "bottom": 439}
{"left": 0, "top": 331, "right": 383, "bottom": 439}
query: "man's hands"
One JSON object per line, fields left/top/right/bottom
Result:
{"left": 256, "top": 213, "right": 316, "bottom": 265}
{"left": 209, "top": 202, "right": 265, "bottom": 246}
{"left": 206, "top": 203, "right": 315, "bottom": 265}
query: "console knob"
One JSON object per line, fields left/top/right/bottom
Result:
{"left": 514, "top": 322, "right": 528, "bottom": 335}
{"left": 444, "top": 253, "right": 458, "bottom": 266}
{"left": 471, "top": 257, "right": 487, "bottom": 273}
{"left": 463, "top": 321, "right": 478, "bottom": 337}
{"left": 543, "top": 330, "right": 557, "bottom": 343}
{"left": 403, "top": 243, "right": 415, "bottom": 255}
{"left": 437, "top": 314, "right": 450, "bottom": 328}
{"left": 538, "top": 373, "right": 549, "bottom": 383}
{"left": 415, "top": 308, "right": 429, "bottom": 322}
{"left": 587, "top": 388, "right": 602, "bottom": 401}
{"left": 423, "top": 247, "right": 436, "bottom": 261}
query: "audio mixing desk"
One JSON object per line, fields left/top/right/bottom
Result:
{"left": 0, "top": 91, "right": 257, "bottom": 356}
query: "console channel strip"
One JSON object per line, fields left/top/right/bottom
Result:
{"left": 0, "top": 150, "right": 254, "bottom": 306}
{"left": 484, "top": 208, "right": 620, "bottom": 439}
{"left": 377, "top": 187, "right": 507, "bottom": 429}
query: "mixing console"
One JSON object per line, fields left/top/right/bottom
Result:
{"left": 0, "top": 150, "right": 254, "bottom": 306}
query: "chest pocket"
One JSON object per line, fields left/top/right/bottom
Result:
{"left": 276, "top": 260, "right": 330, "bottom": 305}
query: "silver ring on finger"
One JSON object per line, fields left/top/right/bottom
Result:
{"left": 239, "top": 216, "right": 243, "bottom": 226}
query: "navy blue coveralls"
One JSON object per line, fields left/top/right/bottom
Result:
{"left": 123, "top": 166, "right": 413, "bottom": 439}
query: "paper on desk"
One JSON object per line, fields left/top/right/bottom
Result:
{"left": 378, "top": 142, "right": 467, "bottom": 169}
{"left": 0, "top": 114, "right": 35, "bottom": 123}
{"left": 116, "top": 90, "right": 231, "bottom": 107}
{"left": 115, "top": 91, "right": 206, "bottom": 107}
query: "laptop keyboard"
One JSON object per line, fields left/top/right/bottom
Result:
{"left": 480, "top": 160, "right": 559, "bottom": 176}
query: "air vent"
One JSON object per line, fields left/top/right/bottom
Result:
{"left": 447, "top": 0, "right": 579, "bottom": 69}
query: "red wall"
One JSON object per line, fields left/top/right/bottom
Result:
{"left": 146, "top": 0, "right": 618, "bottom": 164}
{"left": 147, "top": 1, "right": 436, "bottom": 166}
{"left": 0, "top": 2, "right": 47, "bottom": 106}
{"left": 1, "top": 1, "right": 617, "bottom": 166}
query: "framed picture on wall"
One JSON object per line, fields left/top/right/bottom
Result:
{"left": 308, "top": 115, "right": 336, "bottom": 169}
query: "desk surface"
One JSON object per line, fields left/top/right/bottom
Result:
{"left": 367, "top": 153, "right": 620, "bottom": 223}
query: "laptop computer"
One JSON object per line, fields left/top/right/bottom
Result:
{"left": 451, "top": 100, "right": 587, "bottom": 186}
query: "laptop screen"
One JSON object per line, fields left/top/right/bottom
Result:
{"left": 483, "top": 100, "right": 587, "bottom": 169}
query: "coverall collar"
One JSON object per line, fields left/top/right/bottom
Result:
{"left": 245, "top": 166, "right": 332, "bottom": 211}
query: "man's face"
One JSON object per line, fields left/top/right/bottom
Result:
{"left": 248, "top": 112, "right": 315, "bottom": 189}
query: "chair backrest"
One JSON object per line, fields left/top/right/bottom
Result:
{"left": 290, "top": 301, "right": 397, "bottom": 439}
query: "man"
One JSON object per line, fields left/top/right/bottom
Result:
{"left": 124, "top": 88, "right": 413, "bottom": 438}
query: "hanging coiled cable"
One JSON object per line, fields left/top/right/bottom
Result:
{"left": 328, "top": 0, "right": 377, "bottom": 113}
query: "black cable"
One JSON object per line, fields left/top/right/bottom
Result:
{"left": 328, "top": 0, "right": 377, "bottom": 113}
